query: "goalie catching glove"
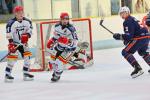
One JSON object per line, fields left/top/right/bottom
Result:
{"left": 65, "top": 41, "right": 89, "bottom": 53}
{"left": 77, "top": 41, "right": 89, "bottom": 49}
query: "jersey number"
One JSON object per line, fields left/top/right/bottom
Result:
{"left": 16, "top": 28, "right": 24, "bottom": 40}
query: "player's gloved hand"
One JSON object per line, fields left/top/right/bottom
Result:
{"left": 123, "top": 40, "right": 129, "bottom": 45}
{"left": 8, "top": 43, "right": 17, "bottom": 53}
{"left": 47, "top": 38, "right": 54, "bottom": 49}
{"left": 113, "top": 33, "right": 123, "bottom": 40}
{"left": 21, "top": 33, "right": 30, "bottom": 44}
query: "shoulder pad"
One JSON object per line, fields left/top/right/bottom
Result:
{"left": 55, "top": 22, "right": 61, "bottom": 27}
{"left": 7, "top": 18, "right": 16, "bottom": 26}
{"left": 23, "top": 17, "right": 31, "bottom": 22}
{"left": 67, "top": 24, "right": 76, "bottom": 32}
{"left": 23, "top": 17, "right": 32, "bottom": 24}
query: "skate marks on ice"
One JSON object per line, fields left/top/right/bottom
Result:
{"left": 0, "top": 48, "right": 150, "bottom": 100}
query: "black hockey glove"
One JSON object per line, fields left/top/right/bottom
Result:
{"left": 113, "top": 33, "right": 123, "bottom": 40}
{"left": 123, "top": 40, "right": 129, "bottom": 45}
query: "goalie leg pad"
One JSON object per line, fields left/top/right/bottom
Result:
{"left": 50, "top": 58, "right": 64, "bottom": 72}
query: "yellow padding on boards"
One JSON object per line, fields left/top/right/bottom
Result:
{"left": 23, "top": 51, "right": 32, "bottom": 57}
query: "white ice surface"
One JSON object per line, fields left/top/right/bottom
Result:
{"left": 0, "top": 48, "right": 150, "bottom": 100}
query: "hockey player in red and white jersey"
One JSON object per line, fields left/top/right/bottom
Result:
{"left": 5, "top": 6, "right": 34, "bottom": 82}
{"left": 140, "top": 11, "right": 150, "bottom": 30}
{"left": 47, "top": 12, "right": 78, "bottom": 82}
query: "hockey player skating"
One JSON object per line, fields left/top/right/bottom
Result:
{"left": 113, "top": 6, "right": 150, "bottom": 78}
{"left": 138, "top": 11, "right": 150, "bottom": 29}
{"left": 5, "top": 6, "right": 34, "bottom": 82}
{"left": 47, "top": 12, "right": 78, "bottom": 82}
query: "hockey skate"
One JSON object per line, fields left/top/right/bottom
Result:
{"left": 148, "top": 69, "right": 150, "bottom": 73}
{"left": 51, "top": 71, "right": 63, "bottom": 82}
{"left": 51, "top": 73, "right": 60, "bottom": 82}
{"left": 131, "top": 67, "right": 144, "bottom": 78}
{"left": 5, "top": 74, "right": 14, "bottom": 83}
{"left": 23, "top": 73, "right": 34, "bottom": 81}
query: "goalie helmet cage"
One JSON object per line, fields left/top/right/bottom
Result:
{"left": 30, "top": 18, "right": 93, "bottom": 72}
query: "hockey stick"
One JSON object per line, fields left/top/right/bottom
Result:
{"left": 0, "top": 52, "right": 11, "bottom": 62}
{"left": 99, "top": 19, "right": 114, "bottom": 35}
{"left": 0, "top": 45, "right": 20, "bottom": 62}
{"left": 44, "top": 50, "right": 85, "bottom": 69}
{"left": 44, "top": 42, "right": 89, "bottom": 69}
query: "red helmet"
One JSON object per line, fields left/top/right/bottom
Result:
{"left": 60, "top": 12, "right": 69, "bottom": 19}
{"left": 13, "top": 6, "right": 24, "bottom": 13}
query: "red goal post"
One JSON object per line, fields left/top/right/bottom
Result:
{"left": 30, "top": 18, "right": 93, "bottom": 72}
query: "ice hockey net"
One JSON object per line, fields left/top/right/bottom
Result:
{"left": 30, "top": 18, "right": 93, "bottom": 72}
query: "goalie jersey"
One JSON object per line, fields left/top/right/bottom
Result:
{"left": 51, "top": 22, "right": 78, "bottom": 52}
{"left": 49, "top": 22, "right": 78, "bottom": 63}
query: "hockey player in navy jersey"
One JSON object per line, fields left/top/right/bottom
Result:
{"left": 5, "top": 6, "right": 34, "bottom": 82}
{"left": 113, "top": 6, "right": 150, "bottom": 78}
{"left": 47, "top": 12, "right": 78, "bottom": 82}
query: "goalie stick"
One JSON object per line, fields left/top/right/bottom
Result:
{"left": 44, "top": 50, "right": 85, "bottom": 69}
{"left": 99, "top": 19, "right": 115, "bottom": 35}
{"left": 66, "top": 41, "right": 89, "bottom": 69}
{"left": 68, "top": 42, "right": 89, "bottom": 69}
{"left": 44, "top": 41, "right": 89, "bottom": 69}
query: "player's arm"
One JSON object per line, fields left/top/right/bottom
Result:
{"left": 20, "top": 19, "right": 33, "bottom": 44}
{"left": 47, "top": 28, "right": 59, "bottom": 49}
{"left": 21, "top": 19, "right": 33, "bottom": 44}
{"left": 65, "top": 27, "right": 78, "bottom": 52}
{"left": 6, "top": 21, "right": 17, "bottom": 53}
{"left": 6, "top": 20, "right": 14, "bottom": 43}
{"left": 24, "top": 19, "right": 33, "bottom": 37}
{"left": 121, "top": 21, "right": 135, "bottom": 41}
{"left": 113, "top": 21, "right": 135, "bottom": 41}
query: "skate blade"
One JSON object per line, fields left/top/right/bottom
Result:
{"left": 23, "top": 77, "right": 34, "bottom": 81}
{"left": 51, "top": 80, "right": 58, "bottom": 83}
{"left": 51, "top": 79, "right": 59, "bottom": 83}
{"left": 51, "top": 78, "right": 60, "bottom": 83}
{"left": 131, "top": 70, "right": 144, "bottom": 78}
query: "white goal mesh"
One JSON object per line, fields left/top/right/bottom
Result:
{"left": 30, "top": 18, "right": 93, "bottom": 72}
